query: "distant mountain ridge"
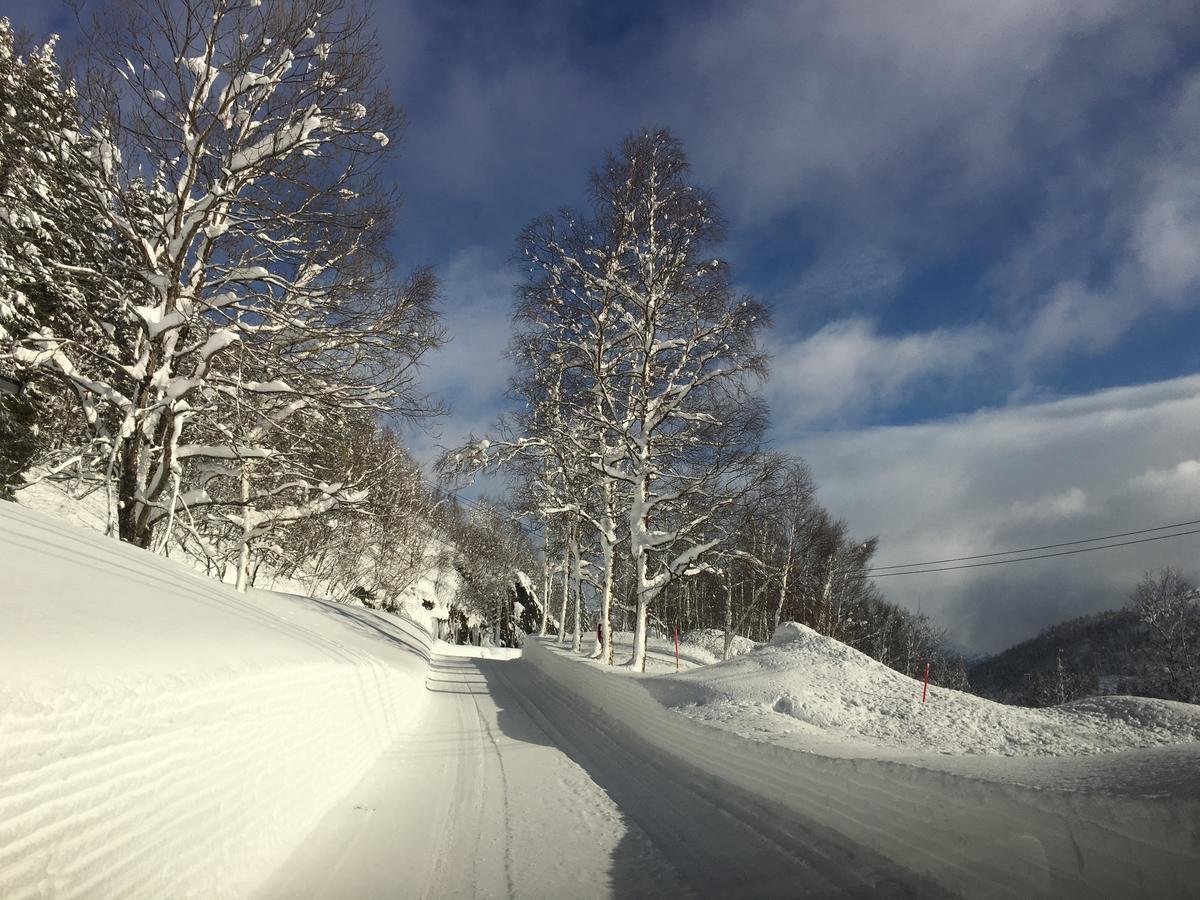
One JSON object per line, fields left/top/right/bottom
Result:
{"left": 968, "top": 608, "right": 1148, "bottom": 705}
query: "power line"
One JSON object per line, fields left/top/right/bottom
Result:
{"left": 867, "top": 526, "right": 1200, "bottom": 578}
{"left": 868, "top": 517, "right": 1200, "bottom": 571}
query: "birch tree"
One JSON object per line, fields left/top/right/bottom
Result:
{"left": 561, "top": 129, "right": 770, "bottom": 670}
{"left": 444, "top": 129, "right": 770, "bottom": 670}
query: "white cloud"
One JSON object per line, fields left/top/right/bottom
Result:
{"left": 794, "top": 374, "right": 1200, "bottom": 652}
{"left": 1019, "top": 281, "right": 1132, "bottom": 366}
{"left": 666, "top": 0, "right": 1131, "bottom": 230}
{"left": 1134, "top": 163, "right": 1200, "bottom": 297}
{"left": 768, "top": 318, "right": 995, "bottom": 427}
{"left": 1008, "top": 71, "right": 1200, "bottom": 370}
{"left": 419, "top": 247, "right": 514, "bottom": 407}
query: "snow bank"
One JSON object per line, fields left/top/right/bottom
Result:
{"left": 0, "top": 502, "right": 433, "bottom": 899}
{"left": 603, "top": 630, "right": 715, "bottom": 670}
{"left": 666, "top": 622, "right": 1200, "bottom": 756}
{"left": 433, "top": 639, "right": 521, "bottom": 661}
{"left": 15, "top": 477, "right": 461, "bottom": 633}
{"left": 524, "top": 637, "right": 1200, "bottom": 898}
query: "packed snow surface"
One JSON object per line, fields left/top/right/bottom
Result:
{"left": 656, "top": 622, "right": 1200, "bottom": 757}
{"left": 526, "top": 637, "right": 1200, "bottom": 896}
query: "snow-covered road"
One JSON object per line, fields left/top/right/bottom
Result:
{"left": 5, "top": 499, "right": 1195, "bottom": 899}
{"left": 256, "top": 652, "right": 934, "bottom": 899}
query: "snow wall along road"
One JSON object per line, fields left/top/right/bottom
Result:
{"left": 523, "top": 638, "right": 1200, "bottom": 899}
{"left": 0, "top": 503, "right": 433, "bottom": 899}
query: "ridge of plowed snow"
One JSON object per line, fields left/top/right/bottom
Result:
{"left": 0, "top": 502, "right": 433, "bottom": 899}
{"left": 652, "top": 622, "right": 1200, "bottom": 756}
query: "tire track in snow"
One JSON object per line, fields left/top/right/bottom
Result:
{"left": 491, "top": 658, "right": 932, "bottom": 899}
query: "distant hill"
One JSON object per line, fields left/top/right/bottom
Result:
{"left": 968, "top": 608, "right": 1149, "bottom": 706}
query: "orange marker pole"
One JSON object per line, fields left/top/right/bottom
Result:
{"left": 674, "top": 627, "right": 680, "bottom": 672}
{"left": 922, "top": 662, "right": 930, "bottom": 703}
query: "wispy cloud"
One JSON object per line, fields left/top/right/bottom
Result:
{"left": 768, "top": 318, "right": 996, "bottom": 428}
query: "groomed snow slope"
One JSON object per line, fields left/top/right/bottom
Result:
{"left": 658, "top": 622, "right": 1200, "bottom": 757}
{"left": 0, "top": 502, "right": 433, "bottom": 900}
{"left": 526, "top": 636, "right": 1200, "bottom": 898}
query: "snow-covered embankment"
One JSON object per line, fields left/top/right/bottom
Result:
{"left": 0, "top": 503, "right": 432, "bottom": 899}
{"left": 524, "top": 636, "right": 1200, "bottom": 898}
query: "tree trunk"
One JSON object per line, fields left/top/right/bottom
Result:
{"left": 557, "top": 539, "right": 570, "bottom": 645}
{"left": 631, "top": 549, "right": 650, "bottom": 671}
{"left": 570, "top": 530, "right": 583, "bottom": 653}
{"left": 539, "top": 523, "right": 551, "bottom": 637}
{"left": 599, "top": 536, "right": 615, "bottom": 664}
{"left": 774, "top": 531, "right": 795, "bottom": 633}
{"left": 236, "top": 462, "right": 253, "bottom": 593}
{"left": 723, "top": 573, "right": 734, "bottom": 660}
{"left": 117, "top": 437, "right": 150, "bottom": 547}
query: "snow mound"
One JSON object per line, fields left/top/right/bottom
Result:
{"left": 681, "top": 627, "right": 758, "bottom": 659}
{"left": 0, "top": 502, "right": 433, "bottom": 898}
{"left": 769, "top": 620, "right": 816, "bottom": 645}
{"left": 433, "top": 639, "right": 521, "bottom": 660}
{"left": 659, "top": 621, "right": 1200, "bottom": 756}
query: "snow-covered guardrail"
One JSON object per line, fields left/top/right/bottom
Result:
{"left": 0, "top": 503, "right": 434, "bottom": 899}
{"left": 524, "top": 637, "right": 1200, "bottom": 898}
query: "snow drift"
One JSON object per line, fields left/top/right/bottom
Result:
{"left": 661, "top": 622, "right": 1200, "bottom": 756}
{"left": 0, "top": 502, "right": 433, "bottom": 899}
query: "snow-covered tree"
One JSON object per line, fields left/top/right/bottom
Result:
{"left": 443, "top": 129, "right": 771, "bottom": 670}
{"left": 533, "top": 129, "right": 770, "bottom": 670}
{"left": 0, "top": 19, "right": 145, "bottom": 492}
{"left": 1131, "top": 568, "right": 1200, "bottom": 703}
{"left": 4, "top": 0, "right": 441, "bottom": 551}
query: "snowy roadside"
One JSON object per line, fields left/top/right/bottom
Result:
{"left": 12, "top": 475, "right": 463, "bottom": 636}
{"left": 554, "top": 629, "right": 730, "bottom": 672}
{"left": 524, "top": 636, "right": 1200, "bottom": 897}
{"left": 0, "top": 502, "right": 435, "bottom": 899}
{"left": 539, "top": 623, "right": 1200, "bottom": 788}
{"left": 659, "top": 623, "right": 1200, "bottom": 755}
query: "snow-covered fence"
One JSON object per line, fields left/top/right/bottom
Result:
{"left": 0, "top": 503, "right": 434, "bottom": 899}
{"left": 523, "top": 638, "right": 1200, "bottom": 898}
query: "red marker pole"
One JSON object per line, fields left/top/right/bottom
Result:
{"left": 921, "top": 662, "right": 930, "bottom": 704}
{"left": 674, "top": 627, "right": 680, "bottom": 672}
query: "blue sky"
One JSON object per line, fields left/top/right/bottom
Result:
{"left": 15, "top": 1, "right": 1200, "bottom": 651}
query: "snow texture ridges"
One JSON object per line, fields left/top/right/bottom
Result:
{"left": 0, "top": 503, "right": 433, "bottom": 899}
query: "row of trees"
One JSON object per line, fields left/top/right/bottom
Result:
{"left": 0, "top": 5, "right": 973, "bottom": 679}
{"left": 442, "top": 129, "right": 966, "bottom": 684}
{"left": 0, "top": 0, "right": 461, "bottom": 599}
